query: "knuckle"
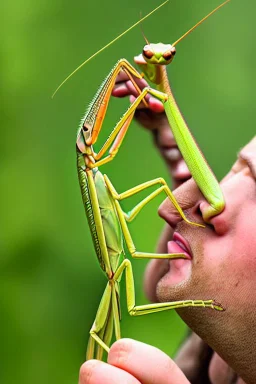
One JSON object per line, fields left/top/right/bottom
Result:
{"left": 79, "top": 360, "right": 99, "bottom": 384}
{"left": 109, "top": 338, "right": 133, "bottom": 366}
{"left": 124, "top": 259, "right": 131, "bottom": 267}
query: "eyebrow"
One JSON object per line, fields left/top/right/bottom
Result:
{"left": 238, "top": 151, "right": 256, "bottom": 181}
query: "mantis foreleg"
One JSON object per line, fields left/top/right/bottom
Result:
{"left": 97, "top": 83, "right": 223, "bottom": 220}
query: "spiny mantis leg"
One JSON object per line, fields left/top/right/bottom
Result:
{"left": 84, "top": 59, "right": 146, "bottom": 153}
{"left": 114, "top": 259, "right": 223, "bottom": 314}
{"left": 89, "top": 74, "right": 151, "bottom": 169}
{"left": 104, "top": 174, "right": 202, "bottom": 259}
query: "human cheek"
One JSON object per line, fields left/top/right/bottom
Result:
{"left": 218, "top": 173, "right": 256, "bottom": 276}
{"left": 204, "top": 172, "right": 253, "bottom": 235}
{"left": 205, "top": 205, "right": 256, "bottom": 308}
{"left": 202, "top": 235, "right": 234, "bottom": 290}
{"left": 231, "top": 205, "right": 256, "bottom": 280}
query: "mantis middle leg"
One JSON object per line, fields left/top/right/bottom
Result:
{"left": 104, "top": 174, "right": 202, "bottom": 260}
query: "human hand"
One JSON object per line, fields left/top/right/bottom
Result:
{"left": 79, "top": 338, "right": 190, "bottom": 384}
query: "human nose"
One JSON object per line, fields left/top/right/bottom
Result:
{"left": 159, "top": 178, "right": 229, "bottom": 235}
{"left": 158, "top": 178, "right": 205, "bottom": 228}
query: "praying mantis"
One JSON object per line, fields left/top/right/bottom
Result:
{"left": 54, "top": 0, "right": 230, "bottom": 360}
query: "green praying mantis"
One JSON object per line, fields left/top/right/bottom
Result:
{"left": 53, "top": 0, "right": 230, "bottom": 360}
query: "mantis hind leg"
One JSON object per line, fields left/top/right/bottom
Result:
{"left": 86, "top": 281, "right": 122, "bottom": 361}
{"left": 86, "top": 282, "right": 112, "bottom": 360}
{"left": 94, "top": 301, "right": 114, "bottom": 361}
{"left": 113, "top": 259, "right": 223, "bottom": 315}
{"left": 94, "top": 283, "right": 121, "bottom": 360}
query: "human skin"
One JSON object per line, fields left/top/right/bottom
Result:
{"left": 145, "top": 136, "right": 256, "bottom": 384}
{"left": 79, "top": 73, "right": 256, "bottom": 383}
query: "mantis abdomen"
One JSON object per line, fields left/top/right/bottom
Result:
{"left": 77, "top": 150, "right": 124, "bottom": 275}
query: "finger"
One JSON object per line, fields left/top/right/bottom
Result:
{"left": 115, "top": 70, "right": 131, "bottom": 84}
{"left": 113, "top": 74, "right": 165, "bottom": 113}
{"left": 134, "top": 54, "right": 147, "bottom": 65}
{"left": 129, "top": 94, "right": 163, "bottom": 109}
{"left": 113, "top": 79, "right": 141, "bottom": 98}
{"left": 114, "top": 69, "right": 148, "bottom": 87}
{"left": 125, "top": 77, "right": 148, "bottom": 93}
{"left": 114, "top": 86, "right": 164, "bottom": 114}
{"left": 112, "top": 82, "right": 131, "bottom": 98}
{"left": 108, "top": 339, "right": 190, "bottom": 384}
{"left": 125, "top": 79, "right": 164, "bottom": 112}
{"left": 129, "top": 95, "right": 146, "bottom": 109}
{"left": 113, "top": 77, "right": 148, "bottom": 97}
{"left": 148, "top": 97, "right": 165, "bottom": 113}
{"left": 79, "top": 359, "right": 141, "bottom": 384}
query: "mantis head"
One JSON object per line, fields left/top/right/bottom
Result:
{"left": 52, "top": 0, "right": 230, "bottom": 98}
{"left": 142, "top": 43, "right": 176, "bottom": 65}
{"left": 141, "top": 0, "right": 230, "bottom": 68}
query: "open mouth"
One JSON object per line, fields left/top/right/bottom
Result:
{"left": 167, "top": 232, "right": 192, "bottom": 259}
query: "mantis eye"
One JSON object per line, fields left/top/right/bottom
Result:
{"left": 163, "top": 49, "right": 175, "bottom": 61}
{"left": 143, "top": 49, "right": 154, "bottom": 59}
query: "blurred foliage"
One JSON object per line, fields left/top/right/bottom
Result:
{"left": 1, "top": 0, "right": 255, "bottom": 383}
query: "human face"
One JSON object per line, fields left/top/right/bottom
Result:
{"left": 144, "top": 137, "right": 256, "bottom": 384}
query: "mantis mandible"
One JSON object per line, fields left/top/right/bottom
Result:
{"left": 54, "top": 0, "right": 230, "bottom": 360}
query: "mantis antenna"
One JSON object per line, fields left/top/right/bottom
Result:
{"left": 172, "top": 0, "right": 231, "bottom": 47}
{"left": 52, "top": 0, "right": 169, "bottom": 98}
{"left": 139, "top": 11, "right": 150, "bottom": 45}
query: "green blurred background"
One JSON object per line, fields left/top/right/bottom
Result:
{"left": 1, "top": 0, "right": 255, "bottom": 382}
